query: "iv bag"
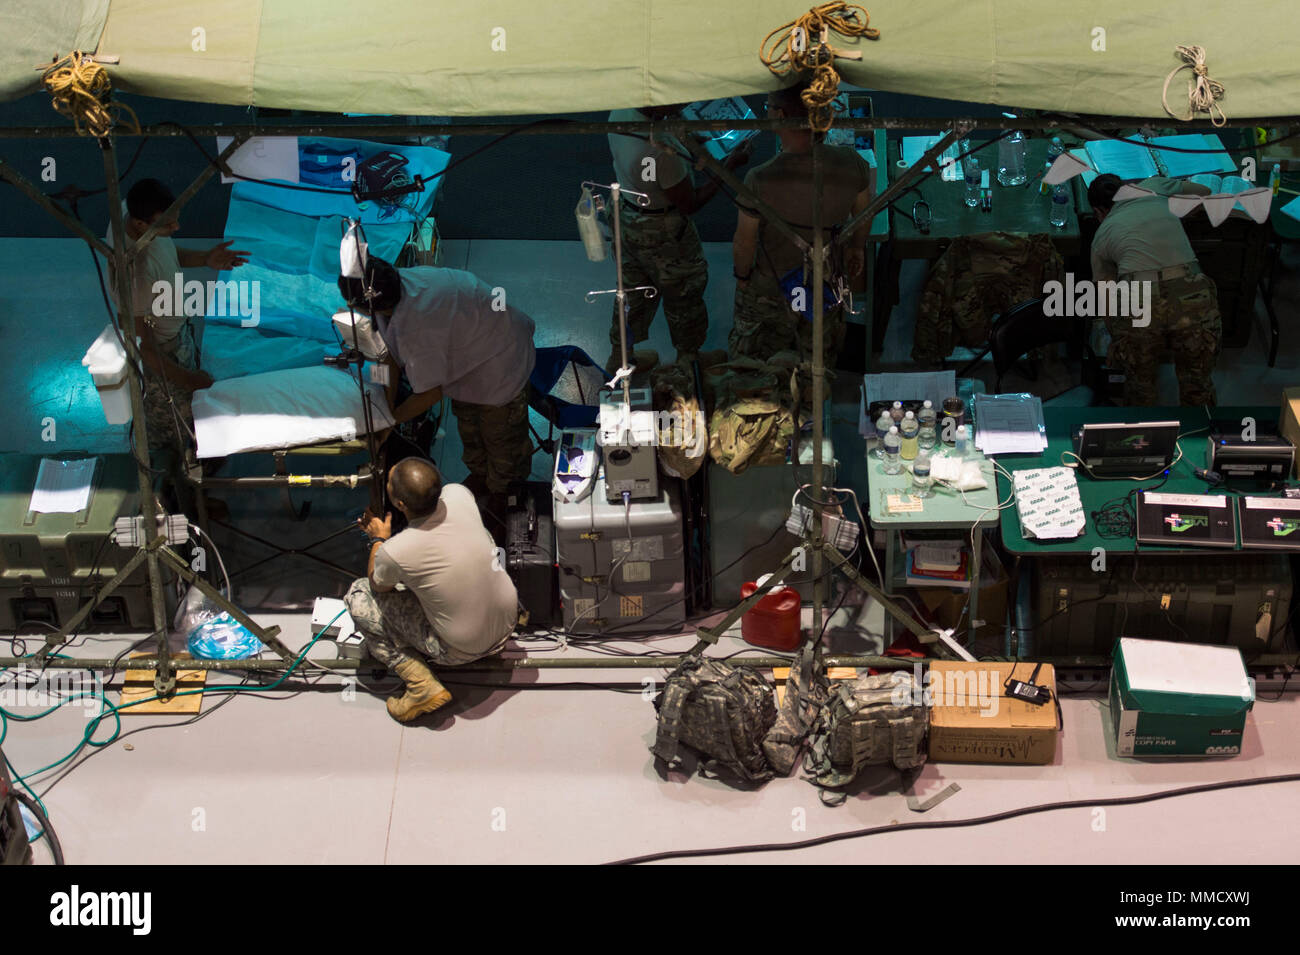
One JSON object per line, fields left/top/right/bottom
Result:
{"left": 575, "top": 187, "right": 606, "bottom": 262}
{"left": 341, "top": 219, "right": 369, "bottom": 278}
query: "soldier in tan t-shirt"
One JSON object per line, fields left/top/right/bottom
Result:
{"left": 730, "top": 83, "right": 873, "bottom": 369}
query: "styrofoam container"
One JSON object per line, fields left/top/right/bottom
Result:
{"left": 81, "top": 324, "right": 131, "bottom": 425}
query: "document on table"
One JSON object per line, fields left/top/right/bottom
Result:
{"left": 30, "top": 457, "right": 96, "bottom": 514}
{"left": 1012, "top": 466, "right": 1085, "bottom": 539}
{"left": 1085, "top": 138, "right": 1158, "bottom": 182}
{"left": 972, "top": 393, "right": 1046, "bottom": 455}
{"left": 860, "top": 370, "right": 957, "bottom": 434}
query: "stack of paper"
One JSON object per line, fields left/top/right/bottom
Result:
{"left": 30, "top": 457, "right": 96, "bottom": 514}
{"left": 972, "top": 393, "right": 1046, "bottom": 455}
{"left": 1012, "top": 466, "right": 1086, "bottom": 539}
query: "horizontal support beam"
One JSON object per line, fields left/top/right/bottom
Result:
{"left": 3, "top": 653, "right": 1295, "bottom": 671}
{"left": 1, "top": 114, "right": 1296, "bottom": 140}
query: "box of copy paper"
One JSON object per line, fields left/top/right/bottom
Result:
{"left": 1109, "top": 638, "right": 1252, "bottom": 758}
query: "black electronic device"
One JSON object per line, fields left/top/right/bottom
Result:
{"left": 1238, "top": 495, "right": 1300, "bottom": 550}
{"left": 504, "top": 482, "right": 560, "bottom": 628}
{"left": 1135, "top": 490, "right": 1237, "bottom": 548}
{"left": 1074, "top": 420, "right": 1180, "bottom": 476}
{"left": 1004, "top": 662, "right": 1052, "bottom": 706}
{"left": 1207, "top": 425, "right": 1294, "bottom": 483}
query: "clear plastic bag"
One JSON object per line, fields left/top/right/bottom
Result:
{"left": 175, "top": 586, "right": 263, "bottom": 660}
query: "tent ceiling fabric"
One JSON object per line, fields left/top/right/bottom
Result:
{"left": 7, "top": 1, "right": 1295, "bottom": 121}
{"left": 1, "top": 0, "right": 110, "bottom": 102}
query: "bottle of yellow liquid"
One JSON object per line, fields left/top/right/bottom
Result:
{"left": 900, "top": 411, "right": 919, "bottom": 460}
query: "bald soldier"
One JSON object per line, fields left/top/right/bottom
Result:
{"left": 347, "top": 458, "right": 519, "bottom": 722}
{"left": 1088, "top": 173, "right": 1221, "bottom": 406}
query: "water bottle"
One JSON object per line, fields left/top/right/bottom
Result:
{"left": 1040, "top": 138, "right": 1063, "bottom": 196}
{"left": 997, "top": 130, "right": 1027, "bottom": 187}
{"left": 873, "top": 411, "right": 892, "bottom": 459}
{"left": 1050, "top": 184, "right": 1070, "bottom": 228}
{"left": 918, "top": 400, "right": 937, "bottom": 450}
{"left": 890, "top": 400, "right": 905, "bottom": 426}
{"left": 883, "top": 426, "right": 902, "bottom": 475}
{"left": 1271, "top": 163, "right": 1282, "bottom": 197}
{"left": 912, "top": 450, "right": 933, "bottom": 498}
{"left": 900, "top": 411, "right": 919, "bottom": 460}
{"left": 954, "top": 422, "right": 970, "bottom": 457}
{"left": 963, "top": 155, "right": 982, "bottom": 208}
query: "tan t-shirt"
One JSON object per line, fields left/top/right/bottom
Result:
{"left": 608, "top": 108, "right": 692, "bottom": 210}
{"left": 1090, "top": 177, "right": 1198, "bottom": 280}
{"left": 738, "top": 146, "right": 871, "bottom": 276}
{"left": 105, "top": 204, "right": 186, "bottom": 345}
{"left": 372, "top": 484, "right": 518, "bottom": 656}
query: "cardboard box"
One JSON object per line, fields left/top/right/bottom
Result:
{"left": 1280, "top": 387, "right": 1300, "bottom": 478}
{"left": 1109, "top": 637, "right": 1253, "bottom": 758}
{"left": 914, "top": 548, "right": 1008, "bottom": 644}
{"left": 928, "top": 661, "right": 1060, "bottom": 764}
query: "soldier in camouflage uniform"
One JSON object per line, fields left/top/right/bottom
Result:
{"left": 345, "top": 577, "right": 486, "bottom": 668}
{"left": 450, "top": 385, "right": 532, "bottom": 497}
{"left": 730, "top": 83, "right": 871, "bottom": 371}
{"left": 912, "top": 232, "right": 1064, "bottom": 367}
{"left": 606, "top": 105, "right": 750, "bottom": 370}
{"left": 1089, "top": 174, "right": 1220, "bottom": 406}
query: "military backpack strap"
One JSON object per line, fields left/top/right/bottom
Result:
{"left": 650, "top": 660, "right": 699, "bottom": 768}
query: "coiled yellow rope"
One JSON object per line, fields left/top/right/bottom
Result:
{"left": 40, "top": 51, "right": 140, "bottom": 138}
{"left": 1161, "top": 45, "right": 1226, "bottom": 127}
{"left": 760, "top": 3, "right": 880, "bottom": 134}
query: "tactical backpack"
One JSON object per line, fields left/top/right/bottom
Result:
{"left": 804, "top": 671, "right": 929, "bottom": 805}
{"left": 652, "top": 654, "right": 778, "bottom": 784}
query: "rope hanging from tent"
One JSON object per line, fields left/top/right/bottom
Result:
{"left": 1161, "top": 45, "right": 1226, "bottom": 128}
{"left": 39, "top": 51, "right": 140, "bottom": 138}
{"left": 760, "top": 3, "right": 880, "bottom": 134}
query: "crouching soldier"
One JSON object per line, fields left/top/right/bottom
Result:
{"left": 345, "top": 457, "right": 519, "bottom": 722}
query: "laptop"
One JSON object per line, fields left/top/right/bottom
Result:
{"left": 1135, "top": 491, "right": 1237, "bottom": 548}
{"left": 1238, "top": 496, "right": 1300, "bottom": 550}
{"left": 1075, "top": 421, "right": 1180, "bottom": 476}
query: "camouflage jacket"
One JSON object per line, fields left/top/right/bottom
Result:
{"left": 912, "top": 232, "right": 1065, "bottom": 366}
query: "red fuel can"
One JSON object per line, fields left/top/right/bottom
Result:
{"left": 739, "top": 582, "right": 802, "bottom": 651}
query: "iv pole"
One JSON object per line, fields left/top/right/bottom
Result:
{"left": 582, "top": 181, "right": 657, "bottom": 411}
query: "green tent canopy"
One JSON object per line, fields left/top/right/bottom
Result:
{"left": 4, "top": 1, "right": 1295, "bottom": 121}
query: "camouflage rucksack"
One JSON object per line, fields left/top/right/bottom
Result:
{"left": 652, "top": 653, "right": 778, "bottom": 784}
{"left": 804, "top": 671, "right": 929, "bottom": 805}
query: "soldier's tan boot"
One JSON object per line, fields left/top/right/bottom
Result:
{"left": 387, "top": 657, "right": 452, "bottom": 723}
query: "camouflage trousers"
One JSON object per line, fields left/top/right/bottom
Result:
{"left": 609, "top": 207, "right": 709, "bottom": 355}
{"left": 451, "top": 385, "right": 532, "bottom": 495}
{"left": 1104, "top": 272, "right": 1220, "bottom": 407}
{"left": 345, "top": 577, "right": 500, "bottom": 668}
{"left": 730, "top": 273, "right": 845, "bottom": 369}
{"left": 143, "top": 326, "right": 198, "bottom": 459}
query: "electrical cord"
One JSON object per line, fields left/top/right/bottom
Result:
{"left": 12, "top": 790, "right": 63, "bottom": 865}
{"left": 605, "top": 770, "right": 1300, "bottom": 864}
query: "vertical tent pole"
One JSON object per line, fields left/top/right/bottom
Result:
{"left": 100, "top": 137, "right": 175, "bottom": 696}
{"left": 810, "top": 138, "right": 826, "bottom": 649}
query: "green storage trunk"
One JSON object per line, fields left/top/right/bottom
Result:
{"left": 1109, "top": 637, "right": 1253, "bottom": 758}
{"left": 0, "top": 454, "right": 173, "bottom": 633}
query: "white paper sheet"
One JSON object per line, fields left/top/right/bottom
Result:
{"left": 216, "top": 136, "right": 301, "bottom": 185}
{"left": 30, "top": 458, "right": 96, "bottom": 514}
{"left": 972, "top": 393, "right": 1046, "bottom": 455}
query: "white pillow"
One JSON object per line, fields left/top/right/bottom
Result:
{"left": 192, "top": 365, "right": 394, "bottom": 459}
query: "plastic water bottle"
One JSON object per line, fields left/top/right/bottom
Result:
{"left": 1271, "top": 163, "right": 1282, "bottom": 196}
{"left": 1049, "top": 184, "right": 1070, "bottom": 228}
{"left": 963, "top": 155, "right": 981, "bottom": 208}
{"left": 918, "top": 400, "right": 937, "bottom": 450}
{"left": 997, "top": 130, "right": 1027, "bottom": 187}
{"left": 883, "top": 426, "right": 902, "bottom": 475}
{"left": 873, "top": 411, "right": 892, "bottom": 459}
{"left": 912, "top": 450, "right": 933, "bottom": 498}
{"left": 900, "top": 411, "right": 919, "bottom": 460}
{"left": 890, "top": 400, "right": 905, "bottom": 426}
{"left": 954, "top": 422, "right": 970, "bottom": 457}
